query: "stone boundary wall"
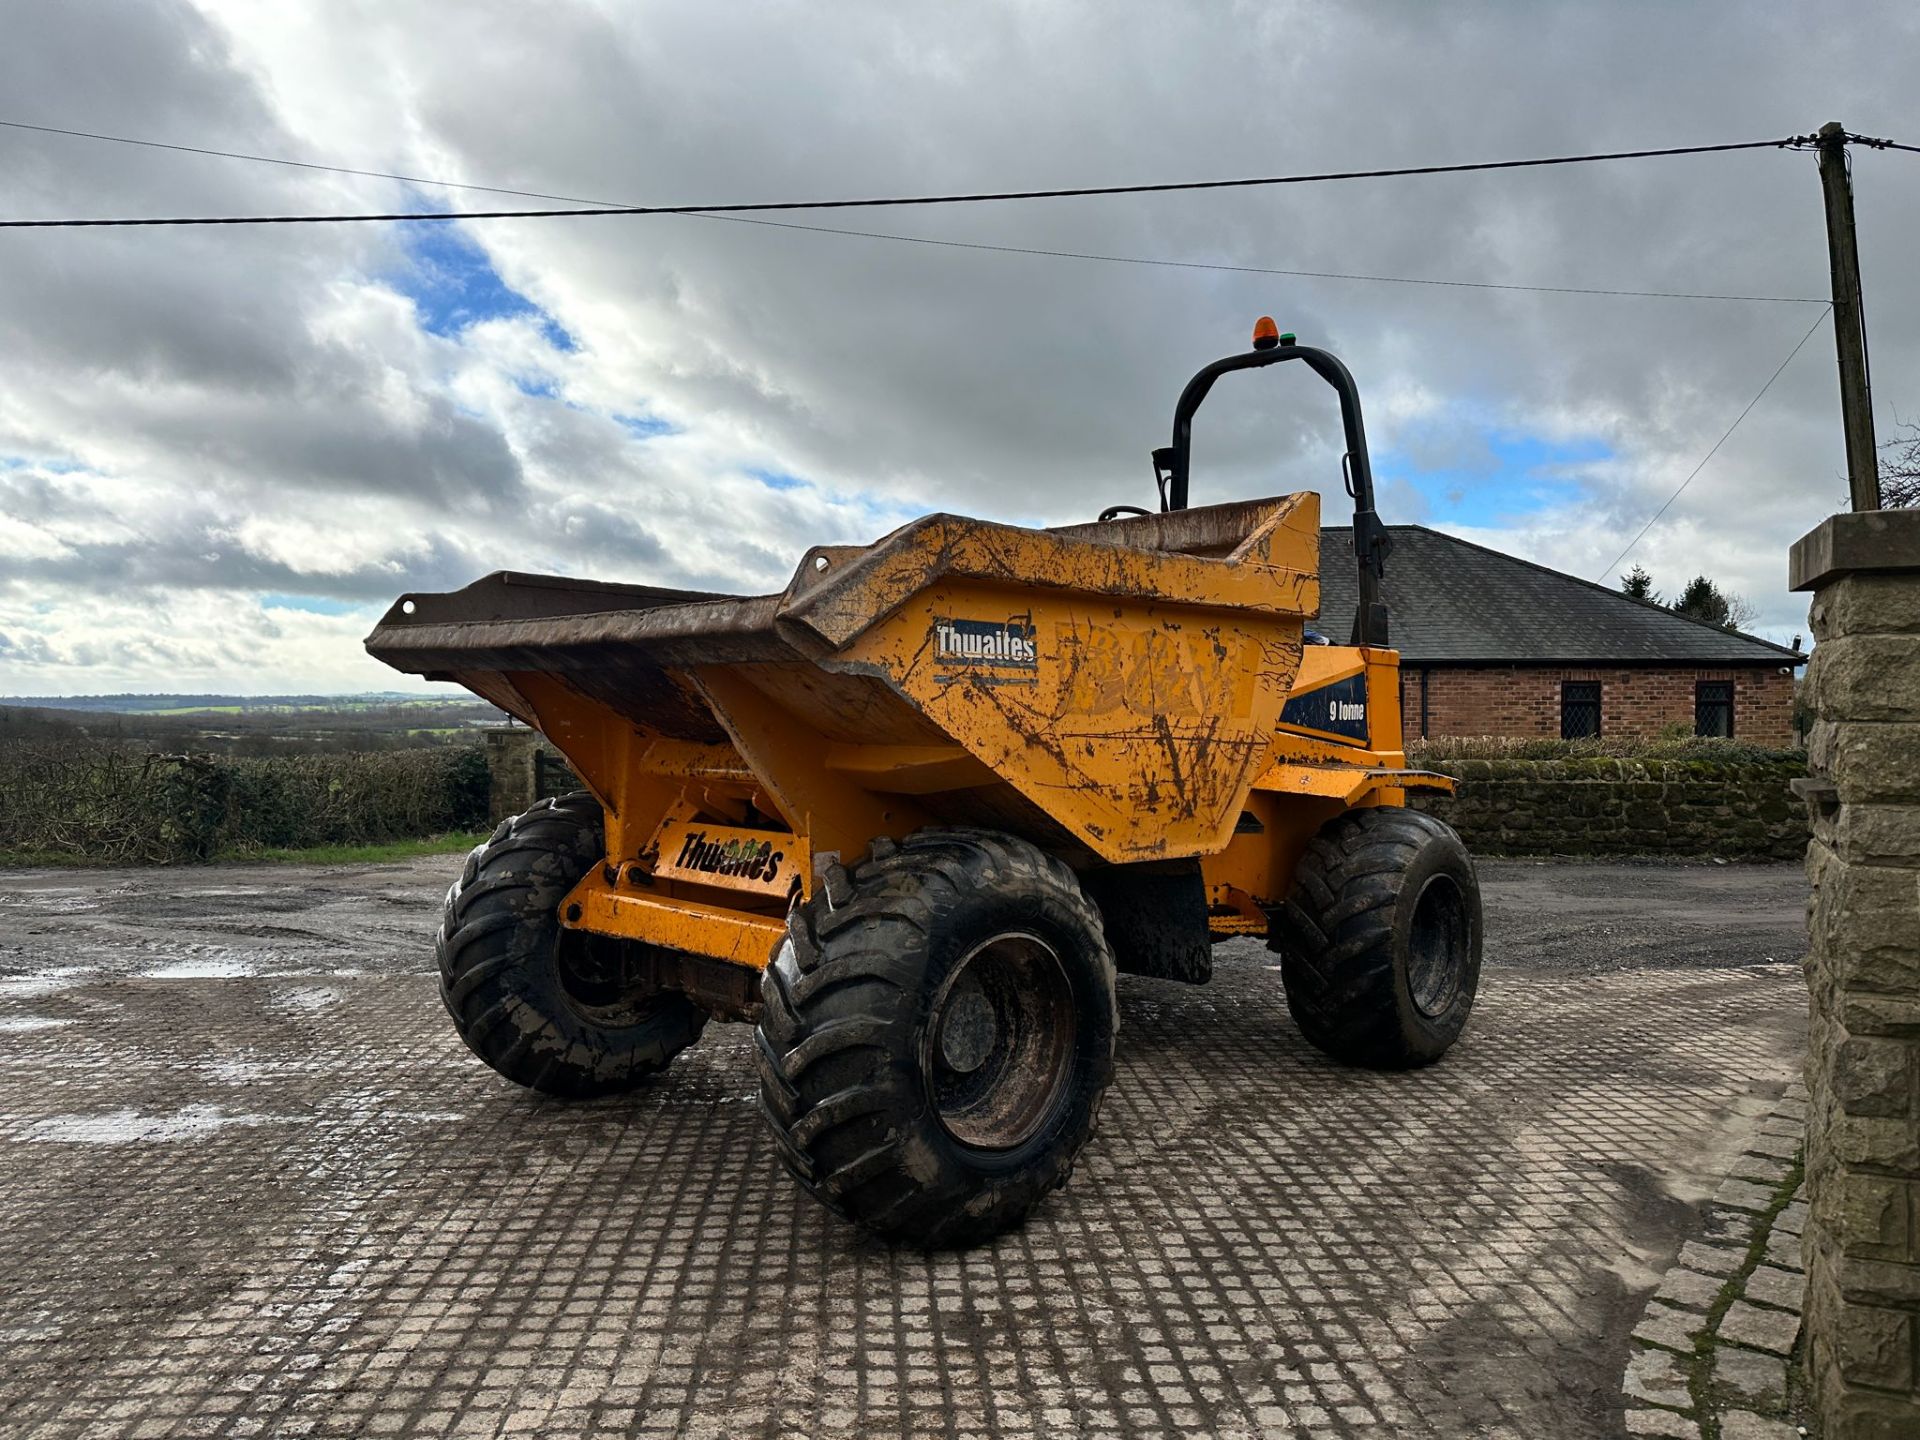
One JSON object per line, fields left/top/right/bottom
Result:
{"left": 1409, "top": 756, "right": 1809, "bottom": 861}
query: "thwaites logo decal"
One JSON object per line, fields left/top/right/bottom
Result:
{"left": 649, "top": 819, "right": 798, "bottom": 898}
{"left": 931, "top": 612, "right": 1039, "bottom": 686}
{"left": 1280, "top": 671, "right": 1370, "bottom": 741}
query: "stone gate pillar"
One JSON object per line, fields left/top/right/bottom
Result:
{"left": 484, "top": 727, "right": 540, "bottom": 824}
{"left": 1790, "top": 508, "right": 1920, "bottom": 1438}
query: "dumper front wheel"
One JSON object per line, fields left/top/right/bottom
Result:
{"left": 438, "top": 793, "right": 707, "bottom": 1097}
{"left": 1272, "top": 808, "right": 1481, "bottom": 1069}
{"left": 755, "top": 830, "right": 1117, "bottom": 1247}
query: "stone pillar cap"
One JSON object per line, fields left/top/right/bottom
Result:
{"left": 1789, "top": 508, "right": 1920, "bottom": 591}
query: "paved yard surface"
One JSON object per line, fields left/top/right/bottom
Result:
{"left": 0, "top": 857, "right": 1807, "bottom": 1439}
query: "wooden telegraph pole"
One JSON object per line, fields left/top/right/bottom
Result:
{"left": 1815, "top": 121, "right": 1882, "bottom": 511}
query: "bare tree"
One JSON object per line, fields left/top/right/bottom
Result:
{"left": 1882, "top": 420, "right": 1920, "bottom": 509}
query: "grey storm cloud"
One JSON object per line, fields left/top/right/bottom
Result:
{"left": 2, "top": 513, "right": 486, "bottom": 603}
{"left": 1, "top": 0, "right": 1917, "bottom": 692}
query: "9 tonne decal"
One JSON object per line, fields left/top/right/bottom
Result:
{"left": 1279, "top": 670, "right": 1370, "bottom": 742}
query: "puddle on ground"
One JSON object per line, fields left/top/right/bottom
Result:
{"left": 18, "top": 1103, "right": 296, "bottom": 1144}
{"left": 140, "top": 956, "right": 261, "bottom": 980}
{"left": 0, "top": 1017, "right": 78, "bottom": 1033}
{"left": 0, "top": 892, "right": 102, "bottom": 914}
{"left": 201, "top": 1055, "right": 336, "bottom": 1083}
{"left": 0, "top": 968, "right": 96, "bottom": 1000}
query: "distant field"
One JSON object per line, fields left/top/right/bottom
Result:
{"left": 1, "top": 691, "right": 474, "bottom": 716}
{"left": 135, "top": 703, "right": 460, "bottom": 717}
{"left": 0, "top": 693, "right": 509, "bottom": 759}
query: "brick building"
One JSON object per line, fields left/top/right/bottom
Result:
{"left": 1316, "top": 526, "right": 1806, "bottom": 746}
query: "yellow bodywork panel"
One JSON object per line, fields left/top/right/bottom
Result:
{"left": 781, "top": 495, "right": 1319, "bottom": 647}
{"left": 822, "top": 493, "right": 1320, "bottom": 862}
{"left": 832, "top": 584, "right": 1294, "bottom": 860}
{"left": 1201, "top": 637, "right": 1453, "bottom": 933}
{"left": 564, "top": 877, "right": 789, "bottom": 970}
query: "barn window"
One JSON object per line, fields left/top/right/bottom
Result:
{"left": 1696, "top": 680, "right": 1735, "bottom": 738}
{"left": 1560, "top": 681, "right": 1601, "bottom": 739}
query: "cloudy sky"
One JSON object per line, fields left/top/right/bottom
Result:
{"left": 2, "top": 1, "right": 1915, "bottom": 695}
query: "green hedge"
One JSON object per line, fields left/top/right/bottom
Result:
{"left": 0, "top": 739, "right": 490, "bottom": 864}
{"left": 1407, "top": 734, "right": 1802, "bottom": 765}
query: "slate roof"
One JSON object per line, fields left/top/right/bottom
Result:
{"left": 1314, "top": 525, "right": 1804, "bottom": 665}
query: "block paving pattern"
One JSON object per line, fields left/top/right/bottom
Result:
{"left": 0, "top": 862, "right": 1805, "bottom": 1438}
{"left": 1620, "top": 1088, "right": 1810, "bottom": 1438}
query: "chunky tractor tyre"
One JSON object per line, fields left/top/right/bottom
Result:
{"left": 437, "top": 792, "right": 706, "bottom": 1097}
{"left": 755, "top": 829, "right": 1118, "bottom": 1247}
{"left": 1272, "top": 807, "right": 1482, "bottom": 1070}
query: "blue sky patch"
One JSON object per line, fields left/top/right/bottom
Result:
{"left": 261, "top": 593, "right": 360, "bottom": 617}
{"left": 616, "top": 413, "right": 678, "bottom": 439}
{"left": 750, "top": 468, "right": 810, "bottom": 492}
{"left": 391, "top": 221, "right": 577, "bottom": 351}
{"left": 1375, "top": 430, "right": 1612, "bottom": 527}
{"left": 1, "top": 455, "right": 87, "bottom": 474}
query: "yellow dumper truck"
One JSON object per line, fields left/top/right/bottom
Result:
{"left": 367, "top": 322, "right": 1482, "bottom": 1246}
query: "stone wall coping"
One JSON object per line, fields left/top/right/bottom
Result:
{"left": 1790, "top": 508, "right": 1920, "bottom": 591}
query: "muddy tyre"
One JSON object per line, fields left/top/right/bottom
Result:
{"left": 438, "top": 792, "right": 706, "bottom": 1097}
{"left": 755, "top": 829, "right": 1117, "bottom": 1247}
{"left": 1272, "top": 807, "right": 1481, "bottom": 1069}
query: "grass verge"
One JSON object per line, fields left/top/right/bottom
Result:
{"left": 216, "top": 832, "right": 487, "bottom": 865}
{"left": 0, "top": 848, "right": 99, "bottom": 868}
{"left": 3, "top": 833, "right": 488, "bottom": 868}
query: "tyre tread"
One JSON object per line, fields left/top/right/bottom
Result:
{"left": 437, "top": 791, "right": 706, "bottom": 1097}
{"left": 1273, "top": 807, "right": 1480, "bottom": 1070}
{"left": 754, "top": 826, "right": 1116, "bottom": 1247}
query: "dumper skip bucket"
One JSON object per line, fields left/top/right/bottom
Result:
{"left": 366, "top": 491, "right": 1320, "bottom": 875}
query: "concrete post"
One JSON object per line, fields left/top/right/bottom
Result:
{"left": 1790, "top": 509, "right": 1920, "bottom": 1437}
{"left": 484, "top": 727, "right": 540, "bottom": 824}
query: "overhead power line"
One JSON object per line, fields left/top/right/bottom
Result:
{"left": 1, "top": 115, "right": 1875, "bottom": 565}
{"left": 1598, "top": 305, "right": 1832, "bottom": 580}
{"left": 696, "top": 212, "right": 1826, "bottom": 304}
{"left": 0, "top": 118, "right": 1828, "bottom": 303}
{"left": 0, "top": 134, "right": 1809, "bottom": 229}
{"left": 1843, "top": 132, "right": 1920, "bottom": 154}
{"left": 0, "top": 118, "right": 612, "bottom": 206}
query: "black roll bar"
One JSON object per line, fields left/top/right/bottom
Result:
{"left": 1152, "top": 338, "right": 1392, "bottom": 647}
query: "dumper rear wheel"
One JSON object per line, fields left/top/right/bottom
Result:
{"left": 438, "top": 793, "right": 706, "bottom": 1097}
{"left": 755, "top": 829, "right": 1117, "bottom": 1247}
{"left": 1271, "top": 807, "right": 1481, "bottom": 1069}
